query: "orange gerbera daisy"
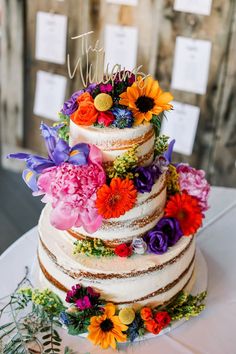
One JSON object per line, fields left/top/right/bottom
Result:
{"left": 96, "top": 178, "right": 137, "bottom": 219}
{"left": 165, "top": 192, "right": 203, "bottom": 236}
{"left": 119, "top": 76, "right": 173, "bottom": 125}
{"left": 88, "top": 303, "right": 128, "bottom": 349}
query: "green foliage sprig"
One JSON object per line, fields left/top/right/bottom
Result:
{"left": 73, "top": 239, "right": 114, "bottom": 257}
{"left": 54, "top": 113, "right": 70, "bottom": 142}
{"left": 157, "top": 290, "right": 207, "bottom": 321}
{"left": 0, "top": 267, "right": 67, "bottom": 354}
{"left": 106, "top": 145, "right": 138, "bottom": 179}
{"left": 154, "top": 134, "right": 169, "bottom": 156}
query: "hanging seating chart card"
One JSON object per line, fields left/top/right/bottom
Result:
{"left": 33, "top": 71, "right": 67, "bottom": 120}
{"left": 161, "top": 101, "right": 200, "bottom": 156}
{"left": 174, "top": 0, "right": 212, "bottom": 16}
{"left": 104, "top": 24, "right": 138, "bottom": 72}
{"left": 35, "top": 11, "right": 68, "bottom": 64}
{"left": 171, "top": 36, "right": 212, "bottom": 95}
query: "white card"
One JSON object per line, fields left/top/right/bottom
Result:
{"left": 171, "top": 37, "right": 211, "bottom": 95}
{"left": 104, "top": 24, "right": 138, "bottom": 72}
{"left": 174, "top": 0, "right": 212, "bottom": 16}
{"left": 34, "top": 71, "right": 67, "bottom": 121}
{"left": 161, "top": 101, "right": 200, "bottom": 156}
{"left": 35, "top": 11, "right": 68, "bottom": 64}
{"left": 106, "top": 0, "right": 138, "bottom": 5}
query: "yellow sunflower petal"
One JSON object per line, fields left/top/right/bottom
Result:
{"left": 112, "top": 316, "right": 129, "bottom": 331}
{"left": 156, "top": 92, "right": 174, "bottom": 106}
{"left": 143, "top": 76, "right": 154, "bottom": 96}
{"left": 127, "top": 86, "right": 139, "bottom": 101}
{"left": 109, "top": 333, "right": 117, "bottom": 349}
{"left": 148, "top": 80, "right": 160, "bottom": 98}
{"left": 104, "top": 303, "right": 116, "bottom": 317}
{"left": 143, "top": 111, "right": 153, "bottom": 122}
{"left": 111, "top": 328, "right": 127, "bottom": 343}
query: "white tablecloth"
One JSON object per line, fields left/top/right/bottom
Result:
{"left": 1, "top": 186, "right": 236, "bottom": 354}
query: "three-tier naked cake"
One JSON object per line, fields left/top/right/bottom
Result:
{"left": 9, "top": 69, "right": 210, "bottom": 350}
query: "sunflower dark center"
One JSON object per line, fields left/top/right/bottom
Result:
{"left": 100, "top": 319, "right": 114, "bottom": 332}
{"left": 135, "top": 96, "right": 155, "bottom": 113}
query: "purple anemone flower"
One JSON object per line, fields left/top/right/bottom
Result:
{"left": 7, "top": 123, "right": 90, "bottom": 192}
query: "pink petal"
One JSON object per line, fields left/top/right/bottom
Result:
{"left": 50, "top": 202, "right": 78, "bottom": 230}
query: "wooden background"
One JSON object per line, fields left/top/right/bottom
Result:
{"left": 1, "top": 0, "right": 236, "bottom": 187}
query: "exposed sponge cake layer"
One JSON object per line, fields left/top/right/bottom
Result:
{"left": 70, "top": 121, "right": 155, "bottom": 166}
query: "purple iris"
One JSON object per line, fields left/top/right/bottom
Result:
{"left": 144, "top": 229, "right": 168, "bottom": 255}
{"left": 7, "top": 123, "right": 90, "bottom": 192}
{"left": 59, "top": 311, "right": 71, "bottom": 325}
{"left": 61, "top": 90, "right": 84, "bottom": 115}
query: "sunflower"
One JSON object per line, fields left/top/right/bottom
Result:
{"left": 88, "top": 303, "right": 128, "bottom": 349}
{"left": 119, "top": 76, "right": 173, "bottom": 125}
{"left": 96, "top": 178, "right": 137, "bottom": 219}
{"left": 165, "top": 192, "right": 203, "bottom": 236}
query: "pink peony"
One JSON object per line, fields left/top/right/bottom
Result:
{"left": 37, "top": 145, "right": 106, "bottom": 232}
{"left": 176, "top": 163, "right": 210, "bottom": 212}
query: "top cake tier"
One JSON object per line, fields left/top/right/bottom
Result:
{"left": 70, "top": 120, "right": 155, "bottom": 166}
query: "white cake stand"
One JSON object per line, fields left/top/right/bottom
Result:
{"left": 30, "top": 246, "right": 208, "bottom": 347}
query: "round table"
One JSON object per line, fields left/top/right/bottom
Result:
{"left": 1, "top": 186, "right": 236, "bottom": 354}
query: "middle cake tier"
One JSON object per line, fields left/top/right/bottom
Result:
{"left": 69, "top": 172, "right": 166, "bottom": 246}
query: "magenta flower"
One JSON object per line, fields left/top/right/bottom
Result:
{"left": 177, "top": 163, "right": 210, "bottom": 212}
{"left": 37, "top": 145, "right": 106, "bottom": 232}
{"left": 75, "top": 296, "right": 92, "bottom": 310}
{"left": 99, "top": 83, "right": 113, "bottom": 93}
{"left": 65, "top": 284, "right": 81, "bottom": 303}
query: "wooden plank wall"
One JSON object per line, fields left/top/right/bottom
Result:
{"left": 1, "top": 0, "right": 236, "bottom": 186}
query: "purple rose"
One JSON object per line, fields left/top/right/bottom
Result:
{"left": 65, "top": 284, "right": 81, "bottom": 303}
{"left": 75, "top": 295, "right": 92, "bottom": 310}
{"left": 144, "top": 230, "right": 168, "bottom": 255}
{"left": 156, "top": 217, "right": 183, "bottom": 246}
{"left": 134, "top": 166, "right": 155, "bottom": 193}
{"left": 61, "top": 90, "right": 84, "bottom": 116}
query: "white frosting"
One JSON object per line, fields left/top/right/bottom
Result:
{"left": 38, "top": 206, "right": 195, "bottom": 306}
{"left": 71, "top": 173, "right": 167, "bottom": 242}
{"left": 70, "top": 121, "right": 155, "bottom": 165}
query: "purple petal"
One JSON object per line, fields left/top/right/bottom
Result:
{"left": 40, "top": 123, "right": 59, "bottom": 160}
{"left": 68, "top": 143, "right": 90, "bottom": 165}
{"left": 52, "top": 139, "right": 70, "bottom": 165}
{"left": 22, "top": 169, "right": 38, "bottom": 192}
{"left": 163, "top": 139, "right": 175, "bottom": 164}
{"left": 7, "top": 153, "right": 31, "bottom": 160}
{"left": 26, "top": 155, "right": 55, "bottom": 173}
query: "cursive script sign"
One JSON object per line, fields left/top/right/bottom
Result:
{"left": 67, "top": 31, "right": 149, "bottom": 87}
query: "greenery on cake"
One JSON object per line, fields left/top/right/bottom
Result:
{"left": 0, "top": 269, "right": 207, "bottom": 352}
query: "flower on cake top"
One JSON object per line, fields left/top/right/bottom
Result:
{"left": 88, "top": 303, "right": 128, "bottom": 349}
{"left": 112, "top": 107, "right": 134, "bottom": 128}
{"left": 119, "top": 76, "right": 173, "bottom": 125}
{"left": 165, "top": 192, "right": 203, "bottom": 236}
{"left": 70, "top": 92, "right": 98, "bottom": 126}
{"left": 97, "top": 111, "right": 115, "bottom": 127}
{"left": 38, "top": 145, "right": 106, "bottom": 232}
{"left": 96, "top": 178, "right": 137, "bottom": 219}
{"left": 176, "top": 163, "right": 210, "bottom": 212}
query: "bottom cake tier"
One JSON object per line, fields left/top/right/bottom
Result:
{"left": 37, "top": 206, "right": 196, "bottom": 308}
